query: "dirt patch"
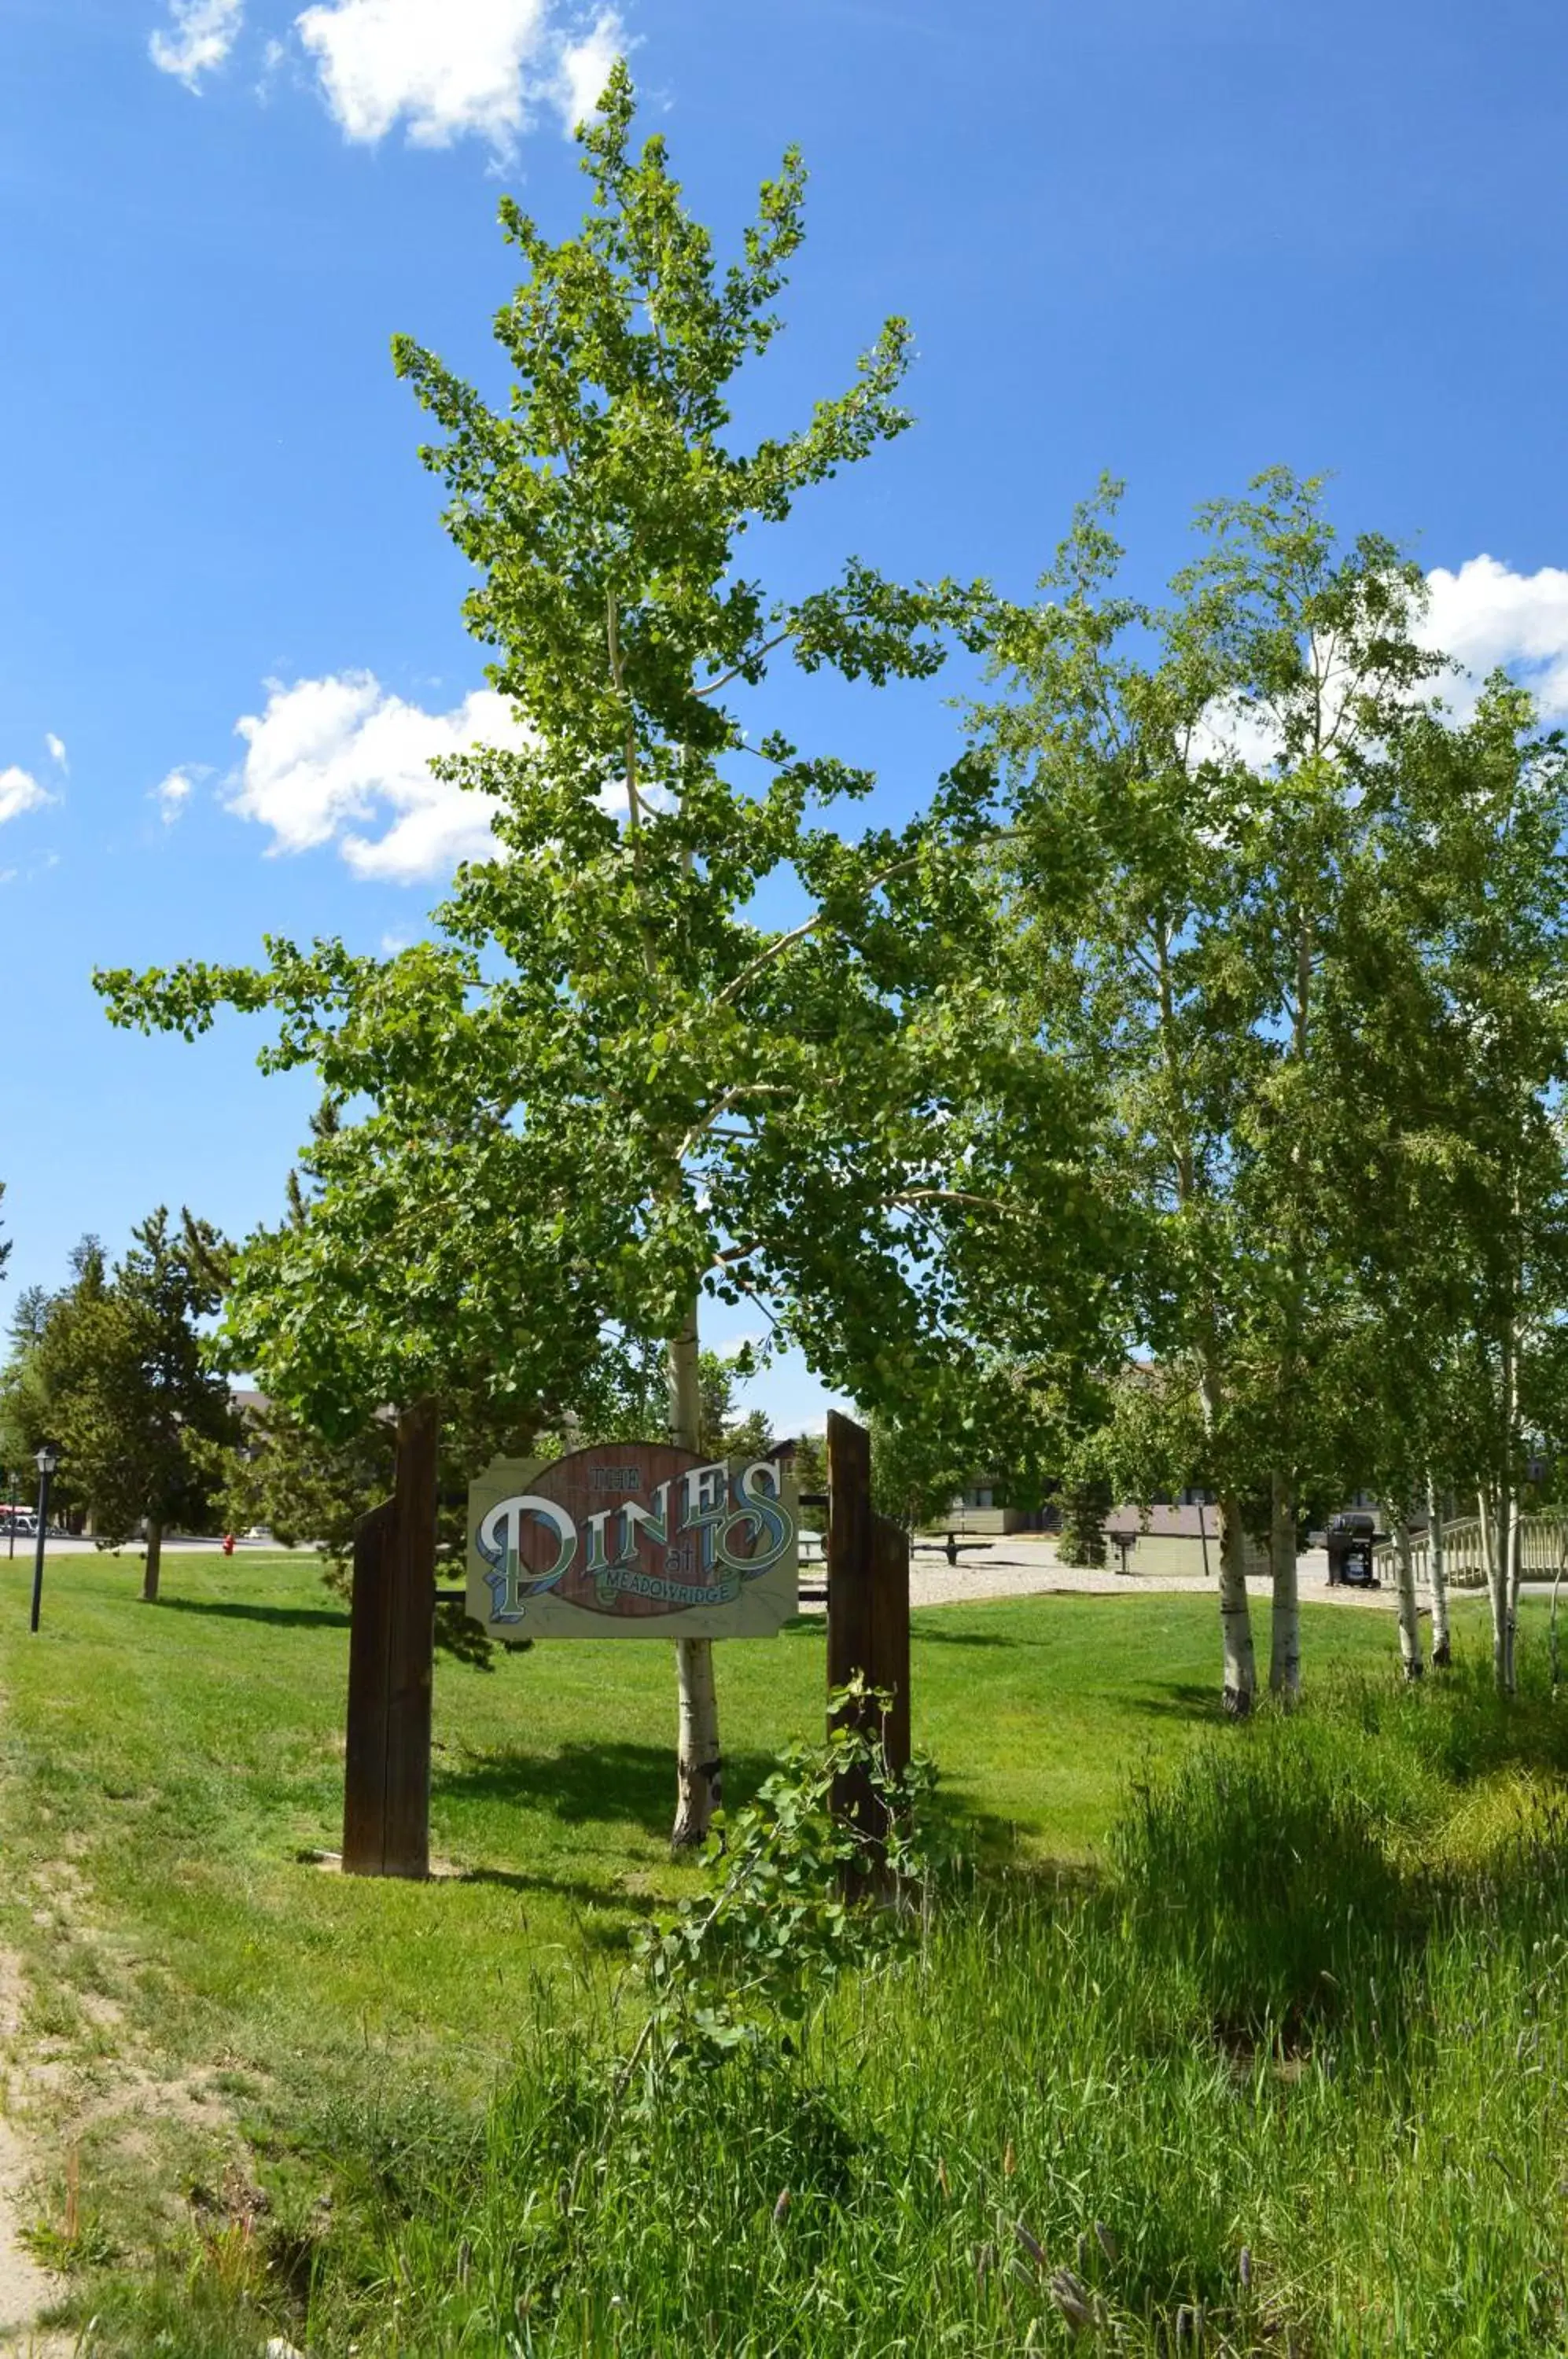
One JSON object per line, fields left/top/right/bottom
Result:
{"left": 0, "top": 1952, "right": 62, "bottom": 2347}
{"left": 0, "top": 1849, "right": 255, "bottom": 2353}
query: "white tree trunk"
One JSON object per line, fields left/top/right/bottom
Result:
{"left": 1493, "top": 1321, "right": 1522, "bottom": 1696}
{"left": 1479, "top": 1485, "right": 1506, "bottom": 1687}
{"left": 1486, "top": 1507, "right": 1512, "bottom": 1693}
{"left": 1485, "top": 1480, "right": 1518, "bottom": 1695}
{"left": 1268, "top": 1470, "right": 1300, "bottom": 1699}
{"left": 1426, "top": 1480, "right": 1451, "bottom": 1668}
{"left": 668, "top": 1301, "right": 721, "bottom": 1848}
{"left": 673, "top": 1631, "right": 721, "bottom": 1849}
{"left": 1504, "top": 1488, "right": 1522, "bottom": 1697}
{"left": 1218, "top": 1496, "right": 1257, "bottom": 1717}
{"left": 1392, "top": 1513, "right": 1424, "bottom": 1681}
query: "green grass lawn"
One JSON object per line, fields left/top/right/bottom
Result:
{"left": 0, "top": 1550, "right": 1543, "bottom": 2355}
{"left": 0, "top": 1548, "right": 1412, "bottom": 2098}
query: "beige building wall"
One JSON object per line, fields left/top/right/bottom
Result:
{"left": 1104, "top": 1530, "right": 1269, "bottom": 1580}
{"left": 938, "top": 1505, "right": 1024, "bottom": 1535}
{"left": 931, "top": 1502, "right": 1272, "bottom": 1572}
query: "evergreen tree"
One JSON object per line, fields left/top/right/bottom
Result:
{"left": 0, "top": 1238, "right": 109, "bottom": 1530}
{"left": 694, "top": 1349, "right": 775, "bottom": 1462}
{"left": 53, "top": 1211, "right": 240, "bottom": 1600}
{"left": 1056, "top": 1481, "right": 1111, "bottom": 1570}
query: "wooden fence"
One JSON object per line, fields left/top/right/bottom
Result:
{"left": 1372, "top": 1512, "right": 1568, "bottom": 1592}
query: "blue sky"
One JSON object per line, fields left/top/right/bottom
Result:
{"left": 2, "top": 0, "right": 1566, "bottom": 1433}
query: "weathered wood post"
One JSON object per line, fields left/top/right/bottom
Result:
{"left": 826, "top": 1411, "right": 911, "bottom": 1861}
{"left": 342, "top": 1399, "right": 439, "bottom": 1878}
{"left": 873, "top": 1508, "right": 911, "bottom": 1779}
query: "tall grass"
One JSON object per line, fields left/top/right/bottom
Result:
{"left": 79, "top": 1659, "right": 1568, "bottom": 2356}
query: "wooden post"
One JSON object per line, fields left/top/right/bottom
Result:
{"left": 826, "top": 1411, "right": 911, "bottom": 1857}
{"left": 826, "top": 1411, "right": 873, "bottom": 1708}
{"left": 342, "top": 1400, "right": 438, "bottom": 1878}
{"left": 873, "top": 1509, "right": 911, "bottom": 1781}
{"left": 342, "top": 1497, "right": 396, "bottom": 1875}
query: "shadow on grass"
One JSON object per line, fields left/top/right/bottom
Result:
{"left": 911, "top": 1628, "right": 1036, "bottom": 1650}
{"left": 459, "top": 1864, "right": 665, "bottom": 1920}
{"left": 149, "top": 1595, "right": 351, "bottom": 1631}
{"left": 440, "top": 1737, "right": 1032, "bottom": 1864}
{"left": 437, "top": 1739, "right": 783, "bottom": 1837}
{"left": 1125, "top": 1681, "right": 1229, "bottom": 1726}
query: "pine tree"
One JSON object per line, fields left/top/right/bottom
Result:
{"left": 55, "top": 1210, "right": 240, "bottom": 1600}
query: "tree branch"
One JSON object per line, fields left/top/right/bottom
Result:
{"left": 695, "top": 629, "right": 796, "bottom": 701}
{"left": 677, "top": 1084, "right": 793, "bottom": 1164}
{"left": 605, "top": 591, "right": 643, "bottom": 833}
{"left": 874, "top": 1189, "right": 1010, "bottom": 1213}
{"left": 714, "top": 854, "right": 926, "bottom": 1008}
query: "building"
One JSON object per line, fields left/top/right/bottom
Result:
{"left": 942, "top": 1482, "right": 1273, "bottom": 1575}
{"left": 946, "top": 1478, "right": 1050, "bottom": 1536}
{"left": 1102, "top": 1502, "right": 1270, "bottom": 1580}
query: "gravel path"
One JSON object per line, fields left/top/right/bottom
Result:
{"left": 801, "top": 1538, "right": 1412, "bottom": 1614}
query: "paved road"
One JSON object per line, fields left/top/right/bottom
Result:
{"left": 1, "top": 1536, "right": 307, "bottom": 1561}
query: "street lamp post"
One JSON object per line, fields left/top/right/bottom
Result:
{"left": 30, "top": 1444, "right": 58, "bottom": 1634}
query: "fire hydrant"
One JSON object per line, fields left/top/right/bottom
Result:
{"left": 222, "top": 1533, "right": 235, "bottom": 1558}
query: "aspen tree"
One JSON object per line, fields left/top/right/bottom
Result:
{"left": 973, "top": 474, "right": 1439, "bottom": 1712}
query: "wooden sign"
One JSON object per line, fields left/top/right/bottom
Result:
{"left": 466, "top": 1443, "right": 799, "bottom": 1640}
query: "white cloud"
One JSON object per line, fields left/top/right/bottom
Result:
{"left": 1423, "top": 556, "right": 1568, "bottom": 721}
{"left": 293, "top": 0, "right": 624, "bottom": 151}
{"left": 557, "top": 11, "right": 623, "bottom": 130}
{"left": 228, "top": 671, "right": 523, "bottom": 881}
{"left": 44, "top": 733, "right": 67, "bottom": 771}
{"left": 1187, "top": 695, "right": 1285, "bottom": 776}
{"left": 152, "top": 768, "right": 198, "bottom": 824}
{"left": 1187, "top": 558, "right": 1568, "bottom": 769}
{"left": 0, "top": 767, "right": 53, "bottom": 826}
{"left": 149, "top": 0, "right": 245, "bottom": 89}
{"left": 716, "top": 1330, "right": 767, "bottom": 1363}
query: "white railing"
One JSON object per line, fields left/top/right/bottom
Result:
{"left": 1373, "top": 1512, "right": 1568, "bottom": 1592}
